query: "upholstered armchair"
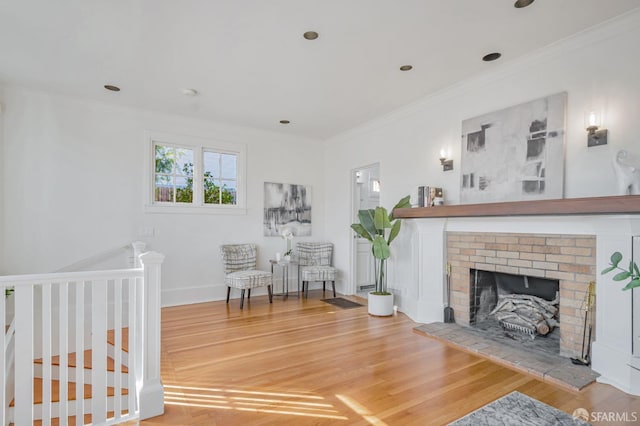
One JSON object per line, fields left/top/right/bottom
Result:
{"left": 296, "top": 242, "right": 337, "bottom": 298}
{"left": 220, "top": 244, "right": 273, "bottom": 309}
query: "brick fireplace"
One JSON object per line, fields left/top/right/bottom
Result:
{"left": 446, "top": 231, "right": 596, "bottom": 357}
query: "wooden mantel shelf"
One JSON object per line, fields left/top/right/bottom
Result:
{"left": 393, "top": 195, "right": 640, "bottom": 219}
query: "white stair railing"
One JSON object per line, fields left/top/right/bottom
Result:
{"left": 0, "top": 251, "right": 164, "bottom": 425}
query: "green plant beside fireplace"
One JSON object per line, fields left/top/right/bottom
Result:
{"left": 350, "top": 195, "right": 411, "bottom": 295}
{"left": 601, "top": 251, "right": 640, "bottom": 290}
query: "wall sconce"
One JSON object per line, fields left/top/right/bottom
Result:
{"left": 439, "top": 148, "right": 453, "bottom": 171}
{"left": 585, "top": 110, "right": 608, "bottom": 147}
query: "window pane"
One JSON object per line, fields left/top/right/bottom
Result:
{"left": 221, "top": 154, "right": 237, "bottom": 179}
{"left": 220, "top": 179, "right": 237, "bottom": 205}
{"left": 175, "top": 148, "right": 194, "bottom": 176}
{"left": 155, "top": 144, "right": 175, "bottom": 173}
{"left": 204, "top": 177, "right": 220, "bottom": 204}
{"left": 175, "top": 176, "right": 193, "bottom": 203}
{"left": 204, "top": 151, "right": 220, "bottom": 177}
{"left": 155, "top": 175, "right": 174, "bottom": 202}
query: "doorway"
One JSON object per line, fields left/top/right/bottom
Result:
{"left": 351, "top": 163, "right": 380, "bottom": 296}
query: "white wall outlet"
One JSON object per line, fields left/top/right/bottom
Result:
{"left": 138, "top": 227, "right": 155, "bottom": 237}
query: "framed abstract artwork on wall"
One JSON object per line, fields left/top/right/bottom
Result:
{"left": 460, "top": 92, "right": 567, "bottom": 204}
{"left": 263, "top": 182, "right": 312, "bottom": 236}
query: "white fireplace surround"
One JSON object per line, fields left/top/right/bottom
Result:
{"left": 389, "top": 214, "right": 640, "bottom": 396}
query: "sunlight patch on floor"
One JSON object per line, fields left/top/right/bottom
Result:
{"left": 336, "top": 394, "right": 389, "bottom": 426}
{"left": 164, "top": 384, "right": 349, "bottom": 420}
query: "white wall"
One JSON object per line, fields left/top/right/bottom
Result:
{"left": 323, "top": 10, "right": 640, "bottom": 300}
{"left": 0, "top": 87, "right": 326, "bottom": 306}
{"left": 0, "top": 86, "right": 5, "bottom": 275}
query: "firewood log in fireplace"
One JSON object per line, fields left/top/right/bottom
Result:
{"left": 490, "top": 293, "right": 559, "bottom": 337}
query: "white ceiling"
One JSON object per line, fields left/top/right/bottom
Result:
{"left": 1, "top": 0, "right": 639, "bottom": 139}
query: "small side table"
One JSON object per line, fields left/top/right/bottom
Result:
{"left": 269, "top": 259, "right": 299, "bottom": 299}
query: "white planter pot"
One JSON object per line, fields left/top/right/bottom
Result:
{"left": 368, "top": 292, "right": 394, "bottom": 316}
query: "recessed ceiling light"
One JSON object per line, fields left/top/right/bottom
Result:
{"left": 399, "top": 65, "right": 413, "bottom": 71}
{"left": 514, "top": 0, "right": 535, "bottom": 8}
{"left": 279, "top": 120, "right": 290, "bottom": 124}
{"left": 303, "top": 31, "right": 319, "bottom": 40}
{"left": 182, "top": 88, "right": 198, "bottom": 97}
{"left": 104, "top": 84, "right": 120, "bottom": 92}
{"left": 482, "top": 52, "right": 502, "bottom": 62}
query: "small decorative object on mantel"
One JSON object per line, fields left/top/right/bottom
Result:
{"left": 417, "top": 186, "right": 443, "bottom": 207}
{"left": 613, "top": 150, "right": 640, "bottom": 195}
{"left": 428, "top": 187, "right": 443, "bottom": 206}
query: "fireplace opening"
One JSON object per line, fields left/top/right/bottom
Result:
{"left": 469, "top": 269, "right": 560, "bottom": 355}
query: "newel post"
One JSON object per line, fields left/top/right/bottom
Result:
{"left": 138, "top": 251, "right": 165, "bottom": 419}
{"left": 131, "top": 241, "right": 147, "bottom": 268}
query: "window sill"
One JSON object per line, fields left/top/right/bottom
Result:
{"left": 144, "top": 204, "right": 247, "bottom": 215}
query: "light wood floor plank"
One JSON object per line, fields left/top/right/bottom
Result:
{"left": 141, "top": 291, "right": 640, "bottom": 425}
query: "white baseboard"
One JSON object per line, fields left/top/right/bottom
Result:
{"left": 161, "top": 280, "right": 341, "bottom": 307}
{"left": 592, "top": 341, "right": 639, "bottom": 395}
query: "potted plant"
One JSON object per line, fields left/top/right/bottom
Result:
{"left": 351, "top": 195, "right": 411, "bottom": 316}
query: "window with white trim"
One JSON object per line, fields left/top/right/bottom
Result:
{"left": 146, "top": 133, "right": 246, "bottom": 213}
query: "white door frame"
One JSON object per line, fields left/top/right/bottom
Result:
{"left": 349, "top": 163, "right": 380, "bottom": 295}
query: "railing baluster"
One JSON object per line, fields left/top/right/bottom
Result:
{"left": 15, "top": 284, "right": 34, "bottom": 424}
{"left": 114, "top": 278, "right": 123, "bottom": 420}
{"left": 128, "top": 277, "right": 137, "bottom": 415}
{"left": 42, "top": 283, "right": 52, "bottom": 426}
{"left": 0, "top": 286, "right": 6, "bottom": 426}
{"left": 59, "top": 282, "right": 69, "bottom": 425}
{"left": 91, "top": 279, "right": 108, "bottom": 424}
{"left": 75, "top": 281, "right": 85, "bottom": 424}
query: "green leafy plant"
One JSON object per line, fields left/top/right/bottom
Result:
{"left": 601, "top": 251, "right": 640, "bottom": 290}
{"left": 350, "top": 195, "right": 411, "bottom": 295}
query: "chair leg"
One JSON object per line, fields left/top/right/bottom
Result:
{"left": 332, "top": 281, "right": 336, "bottom": 297}
{"left": 248, "top": 288, "right": 251, "bottom": 299}
{"left": 268, "top": 285, "right": 273, "bottom": 303}
{"left": 305, "top": 281, "right": 309, "bottom": 299}
{"left": 226, "top": 286, "right": 231, "bottom": 304}
{"left": 240, "top": 289, "right": 246, "bottom": 309}
{"left": 323, "top": 281, "right": 326, "bottom": 292}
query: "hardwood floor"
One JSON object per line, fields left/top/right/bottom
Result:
{"left": 140, "top": 291, "right": 640, "bottom": 425}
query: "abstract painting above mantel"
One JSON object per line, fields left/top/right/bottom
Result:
{"left": 460, "top": 92, "right": 566, "bottom": 204}
{"left": 264, "top": 182, "right": 312, "bottom": 236}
